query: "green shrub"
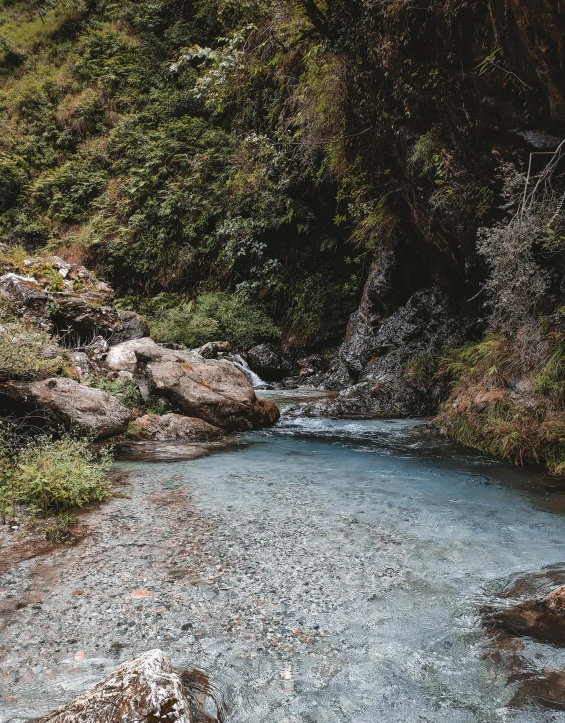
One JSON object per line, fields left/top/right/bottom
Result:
{"left": 0, "top": 434, "right": 112, "bottom": 517}
{"left": 0, "top": 320, "right": 64, "bottom": 380}
{"left": 149, "top": 292, "right": 280, "bottom": 349}
{"left": 89, "top": 376, "right": 144, "bottom": 410}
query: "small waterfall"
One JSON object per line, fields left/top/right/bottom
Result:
{"left": 232, "top": 354, "right": 272, "bottom": 390}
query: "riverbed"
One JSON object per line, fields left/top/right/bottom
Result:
{"left": 2, "top": 400, "right": 565, "bottom": 721}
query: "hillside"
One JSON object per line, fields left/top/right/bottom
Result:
{"left": 2, "top": 0, "right": 565, "bottom": 470}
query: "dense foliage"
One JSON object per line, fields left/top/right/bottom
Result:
{"left": 0, "top": 430, "right": 111, "bottom": 519}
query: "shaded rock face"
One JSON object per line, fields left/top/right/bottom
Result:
{"left": 37, "top": 649, "right": 194, "bottom": 723}
{"left": 107, "top": 338, "right": 280, "bottom": 430}
{"left": 296, "top": 282, "right": 467, "bottom": 418}
{"left": 247, "top": 344, "right": 293, "bottom": 381}
{"left": 2, "top": 378, "right": 130, "bottom": 440}
{"left": 110, "top": 311, "right": 151, "bottom": 346}
{"left": 128, "top": 414, "right": 225, "bottom": 441}
{"left": 0, "top": 260, "right": 150, "bottom": 346}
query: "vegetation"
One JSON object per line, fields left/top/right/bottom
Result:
{"left": 0, "top": 429, "right": 111, "bottom": 523}
{"left": 437, "top": 331, "right": 565, "bottom": 474}
{"left": 0, "top": 318, "right": 65, "bottom": 380}
{"left": 146, "top": 291, "right": 280, "bottom": 349}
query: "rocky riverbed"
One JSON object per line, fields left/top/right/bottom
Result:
{"left": 3, "top": 413, "right": 565, "bottom": 720}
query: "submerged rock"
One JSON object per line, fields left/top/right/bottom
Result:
{"left": 128, "top": 413, "right": 225, "bottom": 441}
{"left": 106, "top": 338, "right": 279, "bottom": 430}
{"left": 37, "top": 649, "right": 194, "bottom": 723}
{"left": 1, "top": 378, "right": 130, "bottom": 440}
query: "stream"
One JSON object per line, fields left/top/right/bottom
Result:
{"left": 3, "top": 391, "right": 565, "bottom": 721}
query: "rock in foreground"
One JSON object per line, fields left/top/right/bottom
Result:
{"left": 37, "top": 649, "right": 193, "bottom": 723}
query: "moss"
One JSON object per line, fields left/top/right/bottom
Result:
{"left": 437, "top": 333, "right": 565, "bottom": 474}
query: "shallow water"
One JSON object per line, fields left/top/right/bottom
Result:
{"left": 3, "top": 407, "right": 565, "bottom": 721}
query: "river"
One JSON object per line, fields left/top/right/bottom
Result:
{"left": 2, "top": 392, "right": 565, "bottom": 721}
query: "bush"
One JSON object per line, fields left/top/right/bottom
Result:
{"left": 149, "top": 291, "right": 280, "bottom": 349}
{"left": 0, "top": 320, "right": 65, "bottom": 380}
{"left": 89, "top": 376, "right": 144, "bottom": 411}
{"left": 0, "top": 433, "right": 111, "bottom": 517}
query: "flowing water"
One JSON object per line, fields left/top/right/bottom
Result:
{"left": 3, "top": 393, "right": 565, "bottom": 721}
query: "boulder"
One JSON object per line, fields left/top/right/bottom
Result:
{"left": 50, "top": 295, "right": 121, "bottom": 340}
{"left": 128, "top": 413, "right": 225, "bottom": 441}
{"left": 198, "top": 340, "right": 231, "bottom": 359}
{"left": 1, "top": 378, "right": 130, "bottom": 440}
{"left": 247, "top": 343, "right": 293, "bottom": 381}
{"left": 37, "top": 649, "right": 193, "bottom": 723}
{"left": 294, "top": 287, "right": 468, "bottom": 418}
{"left": 0, "top": 273, "right": 51, "bottom": 330}
{"left": 109, "top": 311, "right": 151, "bottom": 346}
{"left": 106, "top": 338, "right": 280, "bottom": 430}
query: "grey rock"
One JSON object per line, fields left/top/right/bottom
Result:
{"left": 0, "top": 273, "right": 51, "bottom": 330}
{"left": 247, "top": 344, "right": 293, "bottom": 381}
{"left": 198, "top": 340, "right": 232, "bottom": 359}
{"left": 69, "top": 351, "right": 92, "bottom": 380}
{"left": 296, "top": 286, "right": 466, "bottom": 418}
{"left": 2, "top": 377, "right": 130, "bottom": 439}
{"left": 128, "top": 413, "right": 225, "bottom": 441}
{"left": 37, "top": 649, "right": 194, "bottom": 723}
{"left": 109, "top": 311, "right": 150, "bottom": 346}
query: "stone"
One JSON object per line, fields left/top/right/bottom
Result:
{"left": 1, "top": 378, "right": 130, "bottom": 440}
{"left": 247, "top": 344, "right": 293, "bottom": 381}
{"left": 69, "top": 352, "right": 92, "bottom": 380}
{"left": 0, "top": 273, "right": 51, "bottom": 329}
{"left": 294, "top": 286, "right": 468, "bottom": 418}
{"left": 109, "top": 311, "right": 151, "bottom": 346}
{"left": 544, "top": 586, "right": 565, "bottom": 611}
{"left": 51, "top": 296, "right": 121, "bottom": 340}
{"left": 106, "top": 338, "right": 279, "bottom": 429}
{"left": 198, "top": 340, "right": 232, "bottom": 359}
{"left": 36, "top": 649, "right": 194, "bottom": 723}
{"left": 128, "top": 414, "right": 225, "bottom": 441}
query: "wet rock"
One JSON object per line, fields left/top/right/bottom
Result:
{"left": 128, "top": 414, "right": 225, "bottom": 441}
{"left": 295, "top": 287, "right": 466, "bottom": 418}
{"left": 247, "top": 344, "right": 293, "bottom": 381}
{"left": 36, "top": 649, "right": 194, "bottom": 723}
{"left": 1, "top": 378, "right": 130, "bottom": 440}
{"left": 106, "top": 338, "right": 279, "bottom": 430}
{"left": 109, "top": 311, "right": 151, "bottom": 346}
{"left": 198, "top": 341, "right": 232, "bottom": 359}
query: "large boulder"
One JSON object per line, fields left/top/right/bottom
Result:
{"left": 128, "top": 413, "right": 225, "bottom": 441}
{"left": 1, "top": 378, "right": 130, "bottom": 440}
{"left": 37, "top": 649, "right": 193, "bottom": 723}
{"left": 106, "top": 338, "right": 280, "bottom": 430}
{"left": 293, "top": 287, "right": 468, "bottom": 418}
{"left": 246, "top": 344, "right": 293, "bottom": 381}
